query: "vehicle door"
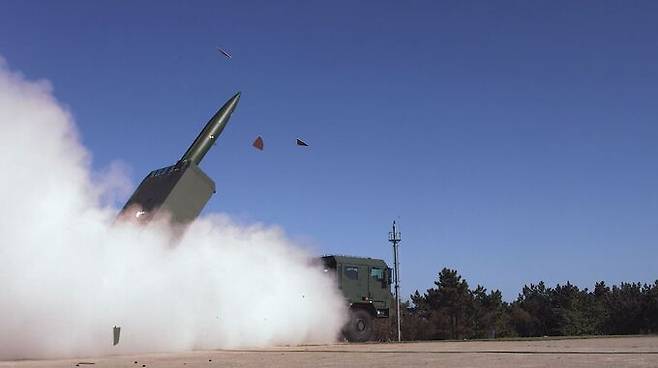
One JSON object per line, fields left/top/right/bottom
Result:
{"left": 341, "top": 263, "right": 368, "bottom": 304}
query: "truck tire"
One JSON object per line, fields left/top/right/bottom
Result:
{"left": 344, "top": 309, "right": 373, "bottom": 342}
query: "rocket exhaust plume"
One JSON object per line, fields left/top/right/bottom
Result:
{"left": 0, "top": 57, "right": 346, "bottom": 360}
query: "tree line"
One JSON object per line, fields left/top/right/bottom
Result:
{"left": 388, "top": 268, "right": 658, "bottom": 340}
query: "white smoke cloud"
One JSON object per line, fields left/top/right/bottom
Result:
{"left": 0, "top": 58, "right": 347, "bottom": 360}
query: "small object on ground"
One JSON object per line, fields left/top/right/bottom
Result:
{"left": 252, "top": 136, "right": 264, "bottom": 150}
{"left": 134, "top": 361, "right": 138, "bottom": 364}
{"left": 296, "top": 138, "right": 309, "bottom": 147}
{"left": 76, "top": 363, "right": 95, "bottom": 366}
{"left": 113, "top": 326, "right": 121, "bottom": 346}
{"left": 217, "top": 47, "right": 232, "bottom": 59}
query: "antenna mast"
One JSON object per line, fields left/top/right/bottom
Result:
{"left": 388, "top": 220, "right": 402, "bottom": 342}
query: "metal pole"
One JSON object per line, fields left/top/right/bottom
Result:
{"left": 389, "top": 221, "right": 402, "bottom": 342}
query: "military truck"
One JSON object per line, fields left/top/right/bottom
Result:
{"left": 321, "top": 255, "right": 393, "bottom": 342}
{"left": 118, "top": 95, "right": 392, "bottom": 342}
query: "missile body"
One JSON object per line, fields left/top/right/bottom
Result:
{"left": 118, "top": 92, "right": 241, "bottom": 226}
{"left": 180, "top": 92, "right": 240, "bottom": 165}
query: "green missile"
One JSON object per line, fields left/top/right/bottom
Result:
{"left": 119, "top": 92, "right": 241, "bottom": 226}
{"left": 180, "top": 91, "right": 241, "bottom": 166}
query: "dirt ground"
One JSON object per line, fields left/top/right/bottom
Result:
{"left": 2, "top": 335, "right": 658, "bottom": 368}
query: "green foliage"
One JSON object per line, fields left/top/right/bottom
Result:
{"left": 604, "top": 282, "right": 645, "bottom": 334}
{"left": 401, "top": 268, "right": 658, "bottom": 341}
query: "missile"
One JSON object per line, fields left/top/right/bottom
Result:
{"left": 119, "top": 92, "right": 241, "bottom": 226}
{"left": 180, "top": 91, "right": 241, "bottom": 165}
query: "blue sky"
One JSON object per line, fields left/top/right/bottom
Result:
{"left": 2, "top": 1, "right": 658, "bottom": 300}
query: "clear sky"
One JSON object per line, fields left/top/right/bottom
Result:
{"left": 2, "top": 1, "right": 657, "bottom": 301}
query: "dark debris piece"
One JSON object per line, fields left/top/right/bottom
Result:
{"left": 252, "top": 136, "right": 264, "bottom": 150}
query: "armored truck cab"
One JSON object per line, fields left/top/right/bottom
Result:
{"left": 321, "top": 255, "right": 393, "bottom": 342}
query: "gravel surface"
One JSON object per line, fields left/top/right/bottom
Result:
{"left": 3, "top": 336, "right": 658, "bottom": 368}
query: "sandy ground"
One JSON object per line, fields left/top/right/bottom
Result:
{"left": 2, "top": 336, "right": 658, "bottom": 368}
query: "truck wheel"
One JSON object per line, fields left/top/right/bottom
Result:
{"left": 344, "top": 309, "right": 373, "bottom": 342}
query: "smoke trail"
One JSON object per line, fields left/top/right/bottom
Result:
{"left": 0, "top": 58, "right": 347, "bottom": 360}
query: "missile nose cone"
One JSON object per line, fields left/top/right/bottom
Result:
{"left": 223, "top": 91, "right": 240, "bottom": 114}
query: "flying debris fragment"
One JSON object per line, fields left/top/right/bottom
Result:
{"left": 296, "top": 138, "right": 309, "bottom": 147}
{"left": 217, "top": 47, "right": 232, "bottom": 59}
{"left": 252, "top": 136, "right": 264, "bottom": 150}
{"left": 113, "top": 326, "right": 121, "bottom": 346}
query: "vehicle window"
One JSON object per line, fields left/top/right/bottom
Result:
{"left": 370, "top": 267, "right": 383, "bottom": 280}
{"left": 345, "top": 266, "right": 358, "bottom": 280}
